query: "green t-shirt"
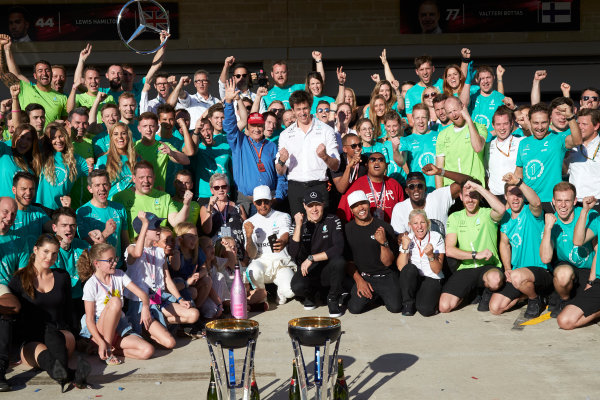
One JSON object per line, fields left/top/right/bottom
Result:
{"left": 446, "top": 207, "right": 501, "bottom": 270}
{"left": 174, "top": 200, "right": 200, "bottom": 225}
{"left": 19, "top": 81, "right": 67, "bottom": 126}
{"left": 436, "top": 122, "right": 488, "bottom": 187}
{"left": 134, "top": 140, "right": 176, "bottom": 192}
{"left": 193, "top": 135, "right": 232, "bottom": 198}
{"left": 36, "top": 152, "right": 89, "bottom": 210}
{"left": 556, "top": 208, "right": 598, "bottom": 270}
{"left": 10, "top": 205, "right": 49, "bottom": 252}
{"left": 400, "top": 131, "right": 439, "bottom": 191}
{"left": 71, "top": 137, "right": 94, "bottom": 210}
{"left": 75, "top": 92, "right": 116, "bottom": 123}
{"left": 0, "top": 234, "right": 28, "bottom": 285}
{"left": 95, "top": 154, "right": 134, "bottom": 200}
{"left": 52, "top": 238, "right": 89, "bottom": 298}
{"left": 156, "top": 130, "right": 186, "bottom": 196}
{"left": 0, "top": 141, "right": 32, "bottom": 198}
{"left": 500, "top": 206, "right": 547, "bottom": 270}
{"left": 112, "top": 188, "right": 177, "bottom": 240}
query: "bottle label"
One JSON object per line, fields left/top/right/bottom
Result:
{"left": 290, "top": 379, "right": 295, "bottom": 386}
{"left": 233, "top": 303, "right": 244, "bottom": 316}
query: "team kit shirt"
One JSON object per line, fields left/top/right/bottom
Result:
{"left": 588, "top": 214, "right": 600, "bottom": 279}
{"left": 500, "top": 206, "right": 547, "bottom": 269}
{"left": 406, "top": 230, "right": 445, "bottom": 279}
{"left": 381, "top": 140, "right": 407, "bottom": 185}
{"left": 0, "top": 234, "right": 28, "bottom": 285}
{"left": 82, "top": 270, "right": 132, "bottom": 319}
{"left": 53, "top": 238, "right": 89, "bottom": 299}
{"left": 36, "top": 153, "right": 90, "bottom": 210}
{"left": 469, "top": 90, "right": 505, "bottom": 134}
{"left": 92, "top": 122, "right": 141, "bottom": 157}
{"left": 95, "top": 154, "right": 135, "bottom": 200}
{"left": 404, "top": 79, "right": 444, "bottom": 115}
{"left": 400, "top": 131, "right": 439, "bottom": 190}
{"left": 338, "top": 176, "right": 405, "bottom": 223}
{"left": 156, "top": 130, "right": 186, "bottom": 196}
{"left": 124, "top": 245, "right": 166, "bottom": 301}
{"left": 134, "top": 140, "right": 177, "bottom": 192}
{"left": 174, "top": 200, "right": 200, "bottom": 225}
{"left": 0, "top": 142, "right": 33, "bottom": 198}
{"left": 10, "top": 206, "right": 50, "bottom": 251}
{"left": 243, "top": 209, "right": 291, "bottom": 259}
{"left": 71, "top": 138, "right": 95, "bottom": 210}
{"left": 112, "top": 188, "right": 177, "bottom": 239}
{"left": 18, "top": 81, "right": 67, "bottom": 126}
{"left": 390, "top": 186, "right": 454, "bottom": 236}
{"left": 565, "top": 135, "right": 600, "bottom": 201}
{"left": 516, "top": 132, "right": 568, "bottom": 202}
{"left": 485, "top": 135, "right": 523, "bottom": 196}
{"left": 446, "top": 207, "right": 501, "bottom": 270}
{"left": 436, "top": 122, "right": 488, "bottom": 187}
{"left": 551, "top": 208, "right": 597, "bottom": 270}
{"left": 263, "top": 83, "right": 306, "bottom": 109}
{"left": 192, "top": 134, "right": 232, "bottom": 198}
{"left": 75, "top": 92, "right": 116, "bottom": 122}
{"left": 310, "top": 95, "right": 336, "bottom": 115}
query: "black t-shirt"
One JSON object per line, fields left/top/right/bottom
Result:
{"left": 330, "top": 153, "right": 369, "bottom": 182}
{"left": 208, "top": 203, "right": 246, "bottom": 260}
{"left": 344, "top": 218, "right": 398, "bottom": 274}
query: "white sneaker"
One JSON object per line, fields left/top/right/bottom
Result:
{"left": 278, "top": 294, "right": 288, "bottom": 305}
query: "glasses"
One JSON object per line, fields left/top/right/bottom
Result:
{"left": 234, "top": 74, "right": 248, "bottom": 79}
{"left": 346, "top": 143, "right": 363, "bottom": 149}
{"left": 155, "top": 82, "right": 169, "bottom": 87}
{"left": 271, "top": 108, "right": 284, "bottom": 113}
{"left": 195, "top": 79, "right": 209, "bottom": 84}
{"left": 583, "top": 96, "right": 599, "bottom": 101}
{"left": 423, "top": 93, "right": 436, "bottom": 99}
{"left": 317, "top": 108, "right": 330, "bottom": 113}
{"left": 212, "top": 185, "right": 228, "bottom": 191}
{"left": 98, "top": 257, "right": 119, "bottom": 264}
{"left": 407, "top": 183, "right": 425, "bottom": 190}
{"left": 255, "top": 199, "right": 270, "bottom": 205}
{"left": 368, "top": 157, "right": 385, "bottom": 163}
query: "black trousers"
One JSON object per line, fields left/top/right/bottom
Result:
{"left": 0, "top": 317, "right": 11, "bottom": 368}
{"left": 291, "top": 257, "right": 346, "bottom": 299}
{"left": 287, "top": 180, "right": 329, "bottom": 216}
{"left": 348, "top": 270, "right": 402, "bottom": 314}
{"left": 399, "top": 263, "right": 443, "bottom": 317}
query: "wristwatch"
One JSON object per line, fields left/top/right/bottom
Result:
{"left": 588, "top": 280, "right": 595, "bottom": 286}
{"left": 428, "top": 256, "right": 436, "bottom": 261}
{"left": 382, "top": 241, "right": 390, "bottom": 248}
{"left": 471, "top": 251, "right": 477, "bottom": 260}
{"left": 277, "top": 159, "right": 286, "bottom": 166}
{"left": 566, "top": 115, "right": 576, "bottom": 121}
{"left": 400, "top": 247, "right": 409, "bottom": 254}
{"left": 307, "top": 255, "right": 314, "bottom": 262}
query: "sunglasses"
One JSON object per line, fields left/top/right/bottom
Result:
{"left": 369, "top": 157, "right": 385, "bottom": 163}
{"left": 271, "top": 108, "right": 284, "bottom": 113}
{"left": 234, "top": 74, "right": 248, "bottom": 78}
{"left": 255, "top": 199, "right": 270, "bottom": 205}
{"left": 98, "top": 257, "right": 119, "bottom": 264}
{"left": 212, "top": 185, "right": 228, "bottom": 191}
{"left": 317, "top": 108, "right": 330, "bottom": 113}
{"left": 407, "top": 183, "right": 425, "bottom": 190}
{"left": 346, "top": 143, "right": 363, "bottom": 149}
{"left": 583, "top": 96, "right": 599, "bottom": 101}
{"left": 423, "top": 93, "right": 436, "bottom": 99}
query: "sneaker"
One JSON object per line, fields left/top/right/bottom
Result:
{"left": 327, "top": 296, "right": 343, "bottom": 318}
{"left": 303, "top": 297, "right": 317, "bottom": 311}
{"left": 477, "top": 288, "right": 492, "bottom": 312}
{"left": 402, "top": 303, "right": 416, "bottom": 316}
{"left": 0, "top": 361, "right": 10, "bottom": 392}
{"left": 338, "top": 292, "right": 350, "bottom": 308}
{"left": 470, "top": 294, "right": 482, "bottom": 305}
{"left": 550, "top": 298, "right": 568, "bottom": 318}
{"left": 278, "top": 293, "right": 288, "bottom": 305}
{"left": 524, "top": 296, "right": 545, "bottom": 318}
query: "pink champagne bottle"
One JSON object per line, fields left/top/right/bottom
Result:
{"left": 230, "top": 266, "right": 247, "bottom": 319}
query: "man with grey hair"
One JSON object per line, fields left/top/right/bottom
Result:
{"left": 175, "top": 69, "right": 220, "bottom": 129}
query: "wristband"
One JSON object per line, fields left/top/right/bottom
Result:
{"left": 176, "top": 296, "right": 183, "bottom": 303}
{"left": 461, "top": 56, "right": 471, "bottom": 63}
{"left": 338, "top": 83, "right": 345, "bottom": 86}
{"left": 516, "top": 178, "right": 523, "bottom": 187}
{"left": 11, "top": 110, "right": 19, "bottom": 113}
{"left": 440, "top": 168, "right": 445, "bottom": 177}
{"left": 315, "top": 60, "right": 322, "bottom": 63}
{"left": 566, "top": 115, "right": 576, "bottom": 121}
{"left": 588, "top": 280, "right": 595, "bottom": 286}
{"left": 497, "top": 79, "right": 503, "bottom": 82}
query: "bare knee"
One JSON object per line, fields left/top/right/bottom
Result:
{"left": 105, "top": 296, "right": 122, "bottom": 314}
{"left": 554, "top": 266, "right": 574, "bottom": 288}
{"left": 139, "top": 342, "right": 155, "bottom": 359}
{"left": 557, "top": 313, "right": 576, "bottom": 330}
{"left": 484, "top": 269, "right": 504, "bottom": 292}
{"left": 162, "top": 335, "right": 176, "bottom": 350}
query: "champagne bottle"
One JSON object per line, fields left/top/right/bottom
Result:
{"left": 250, "top": 369, "right": 260, "bottom": 400}
{"left": 289, "top": 359, "right": 301, "bottom": 400}
{"left": 207, "top": 364, "right": 219, "bottom": 400}
{"left": 333, "top": 358, "right": 349, "bottom": 400}
{"left": 230, "top": 265, "right": 248, "bottom": 319}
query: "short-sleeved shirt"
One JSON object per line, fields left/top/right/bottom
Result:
{"left": 36, "top": 152, "right": 89, "bottom": 210}
{"left": 95, "top": 154, "right": 134, "bottom": 200}
{"left": 156, "top": 130, "right": 185, "bottom": 195}
{"left": 382, "top": 140, "right": 407, "bottom": 186}
{"left": 0, "top": 234, "right": 28, "bottom": 285}
{"left": 406, "top": 230, "right": 445, "bottom": 279}
{"left": 344, "top": 218, "right": 399, "bottom": 274}
{"left": 75, "top": 92, "right": 116, "bottom": 123}
{"left": 337, "top": 176, "right": 405, "bottom": 223}
{"left": 71, "top": 137, "right": 94, "bottom": 209}
{"left": 112, "top": 188, "right": 177, "bottom": 240}
{"left": 469, "top": 90, "right": 505, "bottom": 134}
{"left": 52, "top": 238, "right": 89, "bottom": 298}
{"left": 173, "top": 200, "right": 200, "bottom": 225}
{"left": 82, "top": 270, "right": 131, "bottom": 319}
{"left": 264, "top": 84, "right": 306, "bottom": 109}
{"left": 446, "top": 207, "right": 501, "bottom": 270}
{"left": 589, "top": 213, "right": 600, "bottom": 279}
{"left": 134, "top": 140, "right": 177, "bottom": 192}
{"left": 192, "top": 134, "right": 232, "bottom": 198}
{"left": 10, "top": 205, "right": 49, "bottom": 251}
{"left": 552, "top": 208, "right": 597, "bottom": 270}
{"left": 404, "top": 79, "right": 443, "bottom": 115}
{"left": 516, "top": 132, "right": 569, "bottom": 202}
{"left": 500, "top": 206, "right": 547, "bottom": 270}
{"left": 243, "top": 209, "right": 291, "bottom": 258}
{"left": 400, "top": 131, "right": 439, "bottom": 190}
{"left": 19, "top": 81, "right": 67, "bottom": 126}
{"left": 390, "top": 186, "right": 454, "bottom": 236}
{"left": 485, "top": 135, "right": 523, "bottom": 196}
{"left": 436, "top": 122, "right": 488, "bottom": 187}
{"left": 124, "top": 245, "right": 166, "bottom": 300}
{"left": 565, "top": 135, "right": 600, "bottom": 201}
{"left": 0, "top": 142, "right": 32, "bottom": 198}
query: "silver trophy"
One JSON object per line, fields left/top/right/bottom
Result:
{"left": 117, "top": 0, "right": 169, "bottom": 54}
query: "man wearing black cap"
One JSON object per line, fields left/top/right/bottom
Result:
{"left": 289, "top": 190, "right": 347, "bottom": 317}
{"left": 391, "top": 164, "right": 470, "bottom": 236}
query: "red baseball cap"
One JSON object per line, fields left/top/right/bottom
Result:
{"left": 247, "top": 112, "right": 265, "bottom": 125}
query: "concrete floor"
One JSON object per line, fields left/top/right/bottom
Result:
{"left": 4, "top": 300, "right": 600, "bottom": 399}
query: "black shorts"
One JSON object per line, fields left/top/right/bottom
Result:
{"left": 570, "top": 280, "right": 600, "bottom": 317}
{"left": 442, "top": 265, "right": 499, "bottom": 299}
{"left": 554, "top": 263, "right": 592, "bottom": 296}
{"left": 497, "top": 267, "right": 553, "bottom": 300}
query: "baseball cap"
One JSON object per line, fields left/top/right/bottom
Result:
{"left": 347, "top": 190, "right": 369, "bottom": 208}
{"left": 247, "top": 112, "right": 265, "bottom": 125}
{"left": 253, "top": 185, "right": 272, "bottom": 201}
{"left": 132, "top": 212, "right": 165, "bottom": 234}
{"left": 303, "top": 190, "right": 324, "bottom": 205}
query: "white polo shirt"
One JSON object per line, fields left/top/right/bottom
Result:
{"left": 278, "top": 118, "right": 340, "bottom": 182}
{"left": 406, "top": 230, "right": 445, "bottom": 279}
{"left": 486, "top": 134, "right": 523, "bottom": 196}
{"left": 390, "top": 186, "right": 454, "bottom": 236}
{"left": 176, "top": 91, "right": 220, "bottom": 129}
{"left": 566, "top": 134, "right": 600, "bottom": 201}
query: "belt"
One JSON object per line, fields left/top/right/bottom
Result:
{"left": 289, "top": 180, "right": 324, "bottom": 186}
{"left": 361, "top": 271, "right": 391, "bottom": 278}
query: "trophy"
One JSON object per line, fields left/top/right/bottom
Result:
{"left": 116, "top": 0, "right": 170, "bottom": 54}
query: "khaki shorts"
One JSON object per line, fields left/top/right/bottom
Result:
{"left": 0, "top": 284, "right": 10, "bottom": 297}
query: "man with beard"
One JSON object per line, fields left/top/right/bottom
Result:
{"left": 218, "top": 57, "right": 262, "bottom": 118}
{"left": 113, "top": 161, "right": 192, "bottom": 239}
{"left": 515, "top": 103, "right": 581, "bottom": 209}
{"left": 68, "top": 65, "right": 115, "bottom": 123}
{"left": 435, "top": 96, "right": 487, "bottom": 189}
{"left": 10, "top": 172, "right": 52, "bottom": 251}
{"left": 76, "top": 169, "right": 128, "bottom": 268}
{"left": 432, "top": 93, "right": 451, "bottom": 132}
{"left": 262, "top": 61, "right": 306, "bottom": 109}
{"left": 0, "top": 35, "right": 67, "bottom": 126}
{"left": 404, "top": 55, "right": 443, "bottom": 126}
{"left": 331, "top": 133, "right": 368, "bottom": 195}
{"left": 175, "top": 69, "right": 220, "bottom": 129}
{"left": 7, "top": 7, "right": 31, "bottom": 42}
{"left": 488, "top": 173, "right": 550, "bottom": 318}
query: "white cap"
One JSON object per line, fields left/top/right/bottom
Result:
{"left": 347, "top": 190, "right": 369, "bottom": 208}
{"left": 253, "top": 185, "right": 272, "bottom": 201}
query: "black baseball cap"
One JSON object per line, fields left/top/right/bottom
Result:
{"left": 132, "top": 212, "right": 165, "bottom": 234}
{"left": 303, "top": 190, "right": 324, "bottom": 205}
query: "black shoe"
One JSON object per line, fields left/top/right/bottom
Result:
{"left": 524, "top": 296, "right": 545, "bottom": 319}
{"left": 402, "top": 303, "right": 416, "bottom": 316}
{"left": 327, "top": 296, "right": 343, "bottom": 318}
{"left": 550, "top": 298, "right": 568, "bottom": 318}
{"left": 0, "top": 360, "right": 10, "bottom": 392}
{"left": 477, "top": 289, "right": 492, "bottom": 312}
{"left": 303, "top": 297, "right": 317, "bottom": 311}
{"left": 470, "top": 294, "right": 482, "bottom": 305}
{"left": 338, "top": 292, "right": 350, "bottom": 308}
{"left": 74, "top": 356, "right": 91, "bottom": 389}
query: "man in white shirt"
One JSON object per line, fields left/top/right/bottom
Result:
{"left": 140, "top": 72, "right": 171, "bottom": 115}
{"left": 244, "top": 186, "right": 296, "bottom": 305}
{"left": 485, "top": 106, "right": 524, "bottom": 201}
{"left": 176, "top": 69, "right": 219, "bottom": 129}
{"left": 276, "top": 91, "right": 340, "bottom": 215}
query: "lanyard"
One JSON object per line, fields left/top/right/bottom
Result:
{"left": 367, "top": 177, "right": 386, "bottom": 210}
{"left": 496, "top": 136, "right": 513, "bottom": 158}
{"left": 146, "top": 247, "right": 159, "bottom": 290}
{"left": 214, "top": 203, "right": 229, "bottom": 225}
{"left": 414, "top": 233, "right": 430, "bottom": 258}
{"left": 249, "top": 138, "right": 266, "bottom": 163}
{"left": 582, "top": 141, "right": 600, "bottom": 161}
{"left": 95, "top": 274, "right": 116, "bottom": 304}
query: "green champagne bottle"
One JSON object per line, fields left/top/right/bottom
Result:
{"left": 250, "top": 368, "right": 260, "bottom": 400}
{"left": 289, "top": 359, "right": 301, "bottom": 400}
{"left": 207, "top": 364, "right": 219, "bottom": 400}
{"left": 333, "top": 358, "right": 349, "bottom": 400}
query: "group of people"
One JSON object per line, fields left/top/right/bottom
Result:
{"left": 0, "top": 30, "right": 599, "bottom": 392}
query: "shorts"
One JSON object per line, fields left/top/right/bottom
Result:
{"left": 570, "top": 280, "right": 600, "bottom": 317}
{"left": 0, "top": 284, "right": 10, "bottom": 297}
{"left": 79, "top": 312, "right": 139, "bottom": 342}
{"left": 497, "top": 267, "right": 553, "bottom": 299}
{"left": 442, "top": 265, "right": 499, "bottom": 299}
{"left": 172, "top": 277, "right": 193, "bottom": 301}
{"left": 126, "top": 291, "right": 176, "bottom": 334}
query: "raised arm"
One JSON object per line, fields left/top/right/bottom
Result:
{"left": 73, "top": 43, "right": 92, "bottom": 93}
{"left": 335, "top": 67, "right": 346, "bottom": 105}
{"left": 160, "top": 142, "right": 190, "bottom": 165}
{"left": 540, "top": 213, "right": 556, "bottom": 264}
{"left": 462, "top": 102, "right": 485, "bottom": 153}
{"left": 167, "top": 75, "right": 190, "bottom": 107}
{"left": 499, "top": 233, "right": 512, "bottom": 281}
{"left": 466, "top": 180, "right": 505, "bottom": 222}
{"left": 496, "top": 65, "right": 505, "bottom": 95}
{"left": 144, "top": 31, "right": 169, "bottom": 84}
{"left": 560, "top": 82, "right": 571, "bottom": 99}
{"left": 561, "top": 104, "right": 582, "bottom": 149}
{"left": 0, "top": 35, "right": 21, "bottom": 88}
{"left": 531, "top": 70, "right": 546, "bottom": 105}
{"left": 244, "top": 221, "right": 258, "bottom": 260}
{"left": 177, "top": 117, "right": 196, "bottom": 156}
{"left": 168, "top": 190, "right": 192, "bottom": 228}
{"left": 459, "top": 60, "right": 475, "bottom": 108}
{"left": 312, "top": 51, "right": 325, "bottom": 83}
{"left": 379, "top": 49, "right": 396, "bottom": 82}
{"left": 126, "top": 211, "right": 148, "bottom": 263}
{"left": 502, "top": 172, "right": 542, "bottom": 217}
{"left": 573, "top": 196, "right": 598, "bottom": 246}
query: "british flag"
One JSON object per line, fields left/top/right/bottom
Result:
{"left": 142, "top": 9, "right": 169, "bottom": 32}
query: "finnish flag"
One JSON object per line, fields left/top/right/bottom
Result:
{"left": 541, "top": 1, "right": 571, "bottom": 23}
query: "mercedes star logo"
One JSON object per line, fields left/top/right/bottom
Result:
{"left": 117, "top": 0, "right": 170, "bottom": 55}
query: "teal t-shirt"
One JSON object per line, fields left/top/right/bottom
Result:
{"left": 52, "top": 238, "right": 89, "bottom": 298}
{"left": 95, "top": 154, "right": 134, "bottom": 200}
{"left": 512, "top": 127, "right": 525, "bottom": 137}
{"left": 36, "top": 152, "right": 89, "bottom": 210}
{"left": 559, "top": 208, "right": 598, "bottom": 271}
{"left": 0, "top": 141, "right": 32, "bottom": 198}
{"left": 76, "top": 200, "right": 128, "bottom": 267}
{"left": 469, "top": 90, "right": 505, "bottom": 137}
{"left": 193, "top": 135, "right": 232, "bottom": 198}
{"left": 93, "top": 121, "right": 141, "bottom": 158}
{"left": 382, "top": 140, "right": 407, "bottom": 186}
{"left": 10, "top": 206, "right": 49, "bottom": 251}
{"left": 362, "top": 141, "right": 388, "bottom": 159}
{"left": 0, "top": 234, "right": 28, "bottom": 285}
{"left": 500, "top": 206, "right": 547, "bottom": 270}
{"left": 516, "top": 132, "right": 568, "bottom": 202}
{"left": 311, "top": 95, "right": 336, "bottom": 114}
{"left": 264, "top": 84, "right": 306, "bottom": 109}
{"left": 400, "top": 131, "right": 439, "bottom": 191}
{"left": 404, "top": 79, "right": 443, "bottom": 115}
